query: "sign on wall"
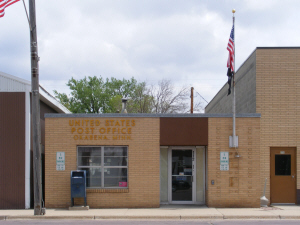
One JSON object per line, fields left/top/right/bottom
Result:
{"left": 220, "top": 152, "right": 229, "bottom": 171}
{"left": 56, "top": 152, "right": 65, "bottom": 171}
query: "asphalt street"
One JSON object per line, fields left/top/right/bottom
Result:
{"left": 1, "top": 220, "right": 300, "bottom": 225}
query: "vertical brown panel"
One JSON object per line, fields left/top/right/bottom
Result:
{"left": 0, "top": 92, "right": 25, "bottom": 209}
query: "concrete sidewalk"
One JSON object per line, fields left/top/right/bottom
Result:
{"left": 1, "top": 205, "right": 300, "bottom": 220}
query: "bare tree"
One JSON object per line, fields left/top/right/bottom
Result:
{"left": 151, "top": 79, "right": 190, "bottom": 113}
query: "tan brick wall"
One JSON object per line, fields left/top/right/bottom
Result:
{"left": 207, "top": 117, "right": 261, "bottom": 207}
{"left": 45, "top": 117, "right": 160, "bottom": 208}
{"left": 256, "top": 48, "right": 300, "bottom": 202}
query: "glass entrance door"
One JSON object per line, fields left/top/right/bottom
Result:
{"left": 170, "top": 148, "right": 195, "bottom": 203}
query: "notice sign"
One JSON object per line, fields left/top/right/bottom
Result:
{"left": 220, "top": 152, "right": 229, "bottom": 171}
{"left": 56, "top": 152, "right": 65, "bottom": 171}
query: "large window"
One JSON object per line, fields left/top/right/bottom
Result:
{"left": 77, "top": 146, "right": 128, "bottom": 188}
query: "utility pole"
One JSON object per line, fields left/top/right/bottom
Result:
{"left": 29, "top": 0, "right": 42, "bottom": 216}
{"left": 190, "top": 87, "right": 194, "bottom": 114}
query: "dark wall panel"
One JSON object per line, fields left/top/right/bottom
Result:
{"left": 160, "top": 117, "right": 208, "bottom": 146}
{"left": 29, "top": 100, "right": 59, "bottom": 208}
{"left": 0, "top": 92, "right": 25, "bottom": 209}
{"left": 40, "top": 100, "right": 56, "bottom": 146}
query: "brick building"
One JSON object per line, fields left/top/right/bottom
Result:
{"left": 206, "top": 47, "right": 300, "bottom": 205}
{"left": 45, "top": 114, "right": 260, "bottom": 208}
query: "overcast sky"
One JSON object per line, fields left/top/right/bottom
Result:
{"left": 1, "top": 0, "right": 299, "bottom": 107}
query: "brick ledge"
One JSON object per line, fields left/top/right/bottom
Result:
{"left": 87, "top": 189, "right": 129, "bottom": 193}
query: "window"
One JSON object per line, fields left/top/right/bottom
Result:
{"left": 77, "top": 146, "right": 128, "bottom": 188}
{"left": 275, "top": 155, "right": 291, "bottom": 176}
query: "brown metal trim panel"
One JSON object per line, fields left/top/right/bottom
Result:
{"left": 160, "top": 117, "right": 208, "bottom": 146}
{"left": 0, "top": 92, "right": 25, "bottom": 209}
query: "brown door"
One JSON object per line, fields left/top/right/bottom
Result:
{"left": 270, "top": 147, "right": 296, "bottom": 203}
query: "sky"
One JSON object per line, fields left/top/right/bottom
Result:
{"left": 1, "top": 0, "right": 299, "bottom": 108}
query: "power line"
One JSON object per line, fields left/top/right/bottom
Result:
{"left": 195, "top": 91, "right": 208, "bottom": 103}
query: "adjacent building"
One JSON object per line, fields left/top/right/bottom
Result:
{"left": 206, "top": 47, "right": 300, "bottom": 205}
{"left": 0, "top": 72, "right": 69, "bottom": 209}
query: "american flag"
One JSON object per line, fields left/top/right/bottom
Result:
{"left": 227, "top": 24, "right": 234, "bottom": 72}
{"left": 0, "top": 0, "right": 20, "bottom": 18}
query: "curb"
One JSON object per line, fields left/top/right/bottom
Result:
{"left": 5, "top": 216, "right": 95, "bottom": 220}
{"left": 2, "top": 214, "right": 300, "bottom": 220}
{"left": 223, "top": 215, "right": 280, "bottom": 220}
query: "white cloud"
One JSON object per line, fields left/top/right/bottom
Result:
{"left": 1, "top": 0, "right": 300, "bottom": 102}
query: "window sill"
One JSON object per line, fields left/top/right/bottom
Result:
{"left": 87, "top": 188, "right": 129, "bottom": 193}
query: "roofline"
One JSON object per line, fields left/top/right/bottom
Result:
{"left": 0, "top": 71, "right": 31, "bottom": 86}
{"left": 0, "top": 71, "right": 70, "bottom": 113}
{"left": 205, "top": 48, "right": 257, "bottom": 110}
{"left": 45, "top": 113, "right": 261, "bottom": 118}
{"left": 39, "top": 86, "right": 70, "bottom": 113}
{"left": 256, "top": 46, "right": 300, "bottom": 49}
{"left": 205, "top": 46, "right": 300, "bottom": 111}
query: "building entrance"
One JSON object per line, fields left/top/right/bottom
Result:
{"left": 160, "top": 146, "right": 205, "bottom": 205}
{"left": 170, "top": 149, "right": 195, "bottom": 203}
{"left": 270, "top": 147, "right": 296, "bottom": 204}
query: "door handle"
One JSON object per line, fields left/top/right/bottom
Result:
{"left": 292, "top": 175, "right": 295, "bottom": 179}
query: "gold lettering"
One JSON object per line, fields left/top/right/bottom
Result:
{"left": 112, "top": 127, "right": 116, "bottom": 134}
{"left": 107, "top": 127, "right": 111, "bottom": 133}
{"left": 99, "top": 128, "right": 106, "bottom": 134}
{"left": 115, "top": 120, "right": 120, "bottom": 126}
{"left": 95, "top": 120, "right": 100, "bottom": 126}
{"left": 85, "top": 128, "right": 89, "bottom": 134}
{"left": 75, "top": 120, "right": 80, "bottom": 126}
{"left": 121, "top": 120, "right": 125, "bottom": 126}
{"left": 127, "top": 136, "right": 131, "bottom": 140}
{"left": 77, "top": 127, "right": 83, "bottom": 134}
{"left": 126, "top": 120, "right": 130, "bottom": 126}
{"left": 94, "top": 135, "right": 97, "bottom": 140}
{"left": 105, "top": 120, "right": 109, "bottom": 126}
{"left": 121, "top": 128, "right": 126, "bottom": 134}
{"left": 110, "top": 120, "right": 114, "bottom": 126}
{"left": 90, "top": 120, "right": 94, "bottom": 126}
{"left": 74, "top": 135, "right": 78, "bottom": 140}
{"left": 79, "top": 135, "right": 83, "bottom": 140}
{"left": 121, "top": 136, "right": 126, "bottom": 140}
{"left": 84, "top": 136, "right": 88, "bottom": 140}
{"left": 104, "top": 136, "right": 108, "bottom": 140}
{"left": 98, "top": 136, "right": 102, "bottom": 140}
{"left": 69, "top": 120, "right": 74, "bottom": 126}
{"left": 90, "top": 127, "right": 94, "bottom": 134}
{"left": 128, "top": 128, "right": 131, "bottom": 134}
{"left": 85, "top": 120, "right": 89, "bottom": 126}
{"left": 131, "top": 120, "right": 135, "bottom": 126}
{"left": 90, "top": 135, "right": 93, "bottom": 140}
{"left": 71, "top": 127, "right": 76, "bottom": 133}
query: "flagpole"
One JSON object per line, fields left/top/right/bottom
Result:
{"left": 232, "top": 9, "right": 237, "bottom": 148}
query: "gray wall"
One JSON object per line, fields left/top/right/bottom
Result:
{"left": 205, "top": 50, "right": 257, "bottom": 114}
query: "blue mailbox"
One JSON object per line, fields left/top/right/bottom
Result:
{"left": 70, "top": 170, "right": 87, "bottom": 207}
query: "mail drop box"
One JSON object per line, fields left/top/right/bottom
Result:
{"left": 70, "top": 170, "right": 87, "bottom": 206}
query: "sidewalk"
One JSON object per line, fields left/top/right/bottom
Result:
{"left": 1, "top": 205, "right": 300, "bottom": 220}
